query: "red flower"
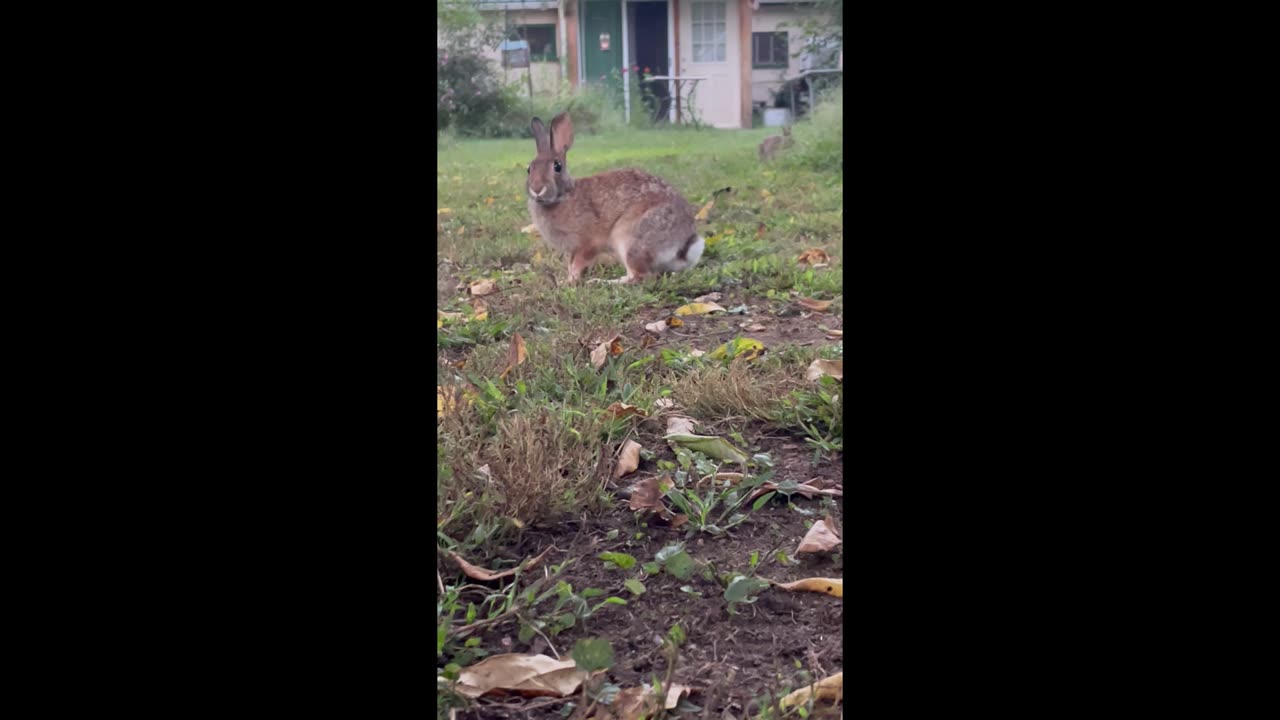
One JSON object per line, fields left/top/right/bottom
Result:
{"left": 644, "top": 66, "right": 651, "bottom": 73}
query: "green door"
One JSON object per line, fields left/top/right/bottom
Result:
{"left": 582, "top": 0, "right": 623, "bottom": 84}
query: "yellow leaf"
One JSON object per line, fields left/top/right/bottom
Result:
{"left": 485, "top": 196, "right": 495, "bottom": 205}
{"left": 694, "top": 199, "right": 714, "bottom": 221}
{"left": 796, "top": 297, "right": 833, "bottom": 312}
{"left": 708, "top": 337, "right": 766, "bottom": 361}
{"left": 532, "top": 249, "right": 544, "bottom": 263}
{"left": 778, "top": 672, "right": 843, "bottom": 709}
{"left": 451, "top": 175, "right": 462, "bottom": 182}
{"left": 437, "top": 208, "right": 453, "bottom": 215}
{"left": 773, "top": 577, "right": 843, "bottom": 598}
{"left": 471, "top": 301, "right": 489, "bottom": 321}
{"left": 704, "top": 233, "right": 721, "bottom": 247}
{"left": 666, "top": 316, "right": 684, "bottom": 328}
{"left": 437, "top": 310, "right": 465, "bottom": 328}
{"left": 760, "top": 188, "right": 773, "bottom": 199}
{"left": 674, "top": 302, "right": 726, "bottom": 316}
{"left": 610, "top": 337, "right": 624, "bottom": 356}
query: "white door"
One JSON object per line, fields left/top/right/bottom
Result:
{"left": 680, "top": 0, "right": 741, "bottom": 129}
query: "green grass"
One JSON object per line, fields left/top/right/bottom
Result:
{"left": 438, "top": 121, "right": 842, "bottom": 532}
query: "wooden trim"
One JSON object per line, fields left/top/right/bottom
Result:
{"left": 739, "top": 0, "right": 752, "bottom": 128}
{"left": 566, "top": 1, "right": 580, "bottom": 87}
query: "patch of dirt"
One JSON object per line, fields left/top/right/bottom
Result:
{"left": 453, "top": 442, "right": 843, "bottom": 719}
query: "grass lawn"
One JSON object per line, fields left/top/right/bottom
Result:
{"left": 437, "top": 124, "right": 843, "bottom": 719}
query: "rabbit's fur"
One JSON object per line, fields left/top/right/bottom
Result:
{"left": 526, "top": 113, "right": 704, "bottom": 285}
{"left": 758, "top": 125, "right": 793, "bottom": 161}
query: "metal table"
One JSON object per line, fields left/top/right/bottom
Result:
{"left": 643, "top": 75, "right": 709, "bottom": 126}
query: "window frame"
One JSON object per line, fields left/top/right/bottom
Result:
{"left": 690, "top": 1, "right": 727, "bottom": 64}
{"left": 510, "top": 23, "right": 557, "bottom": 62}
{"left": 751, "top": 31, "right": 789, "bottom": 69}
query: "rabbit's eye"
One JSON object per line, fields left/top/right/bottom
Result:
{"left": 553, "top": 161, "right": 562, "bottom": 173}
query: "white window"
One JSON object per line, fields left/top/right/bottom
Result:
{"left": 691, "top": 1, "right": 726, "bottom": 63}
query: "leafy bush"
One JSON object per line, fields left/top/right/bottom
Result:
{"left": 437, "top": 44, "right": 519, "bottom": 135}
{"left": 784, "top": 85, "right": 842, "bottom": 173}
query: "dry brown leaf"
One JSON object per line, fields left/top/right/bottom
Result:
{"left": 669, "top": 514, "right": 688, "bottom": 528}
{"left": 605, "top": 402, "right": 648, "bottom": 420}
{"left": 627, "top": 476, "right": 666, "bottom": 513}
{"left": 654, "top": 398, "right": 675, "bottom": 411}
{"left": 778, "top": 672, "right": 843, "bottom": 708}
{"left": 453, "top": 653, "right": 588, "bottom": 698}
{"left": 806, "top": 359, "right": 843, "bottom": 382}
{"left": 644, "top": 320, "right": 667, "bottom": 334}
{"left": 756, "top": 223, "right": 767, "bottom": 238}
{"left": 610, "top": 337, "right": 624, "bottom": 356}
{"left": 639, "top": 333, "right": 655, "bottom": 350}
{"left": 743, "top": 322, "right": 766, "bottom": 332}
{"left": 747, "top": 480, "right": 843, "bottom": 502}
{"left": 796, "top": 297, "right": 834, "bottom": 312}
{"left": 471, "top": 301, "right": 489, "bottom": 321}
{"left": 796, "top": 248, "right": 830, "bottom": 265}
{"left": 499, "top": 333, "right": 527, "bottom": 380}
{"left": 448, "top": 546, "right": 553, "bottom": 582}
{"left": 693, "top": 291, "right": 723, "bottom": 303}
{"left": 774, "top": 577, "right": 843, "bottom": 598}
{"left": 665, "top": 416, "right": 696, "bottom": 436}
{"left": 826, "top": 328, "right": 843, "bottom": 339}
{"left": 470, "top": 279, "right": 498, "bottom": 296}
{"left": 666, "top": 316, "right": 684, "bottom": 328}
{"left": 796, "top": 520, "right": 842, "bottom": 554}
{"left": 605, "top": 682, "right": 694, "bottom": 719}
{"left": 614, "top": 440, "right": 643, "bottom": 479}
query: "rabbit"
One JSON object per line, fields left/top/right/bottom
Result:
{"left": 758, "top": 125, "right": 793, "bottom": 161}
{"left": 526, "top": 112, "right": 704, "bottom": 285}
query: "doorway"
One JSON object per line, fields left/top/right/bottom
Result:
{"left": 582, "top": 1, "right": 623, "bottom": 84}
{"left": 628, "top": 1, "right": 670, "bottom": 122}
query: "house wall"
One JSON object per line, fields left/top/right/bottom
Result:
{"left": 676, "top": 0, "right": 744, "bottom": 129}
{"left": 748, "top": 4, "right": 832, "bottom": 106}
{"left": 477, "top": 9, "right": 565, "bottom": 97}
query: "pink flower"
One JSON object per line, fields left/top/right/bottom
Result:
{"left": 622, "top": 67, "right": 628, "bottom": 73}
{"left": 644, "top": 66, "right": 651, "bottom": 73}
{"left": 633, "top": 65, "right": 640, "bottom": 72}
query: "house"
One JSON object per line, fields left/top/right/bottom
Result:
{"left": 466, "top": 0, "right": 838, "bottom": 129}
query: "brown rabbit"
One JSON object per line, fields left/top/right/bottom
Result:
{"left": 758, "top": 125, "right": 793, "bottom": 161}
{"left": 526, "top": 112, "right": 704, "bottom": 285}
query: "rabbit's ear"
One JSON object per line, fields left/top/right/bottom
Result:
{"left": 550, "top": 112, "right": 574, "bottom": 154}
{"left": 531, "top": 117, "right": 550, "bottom": 153}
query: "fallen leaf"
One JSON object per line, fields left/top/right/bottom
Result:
{"left": 448, "top": 546, "right": 554, "bottom": 582}
{"left": 437, "top": 311, "right": 465, "bottom": 328}
{"left": 499, "top": 333, "right": 527, "bottom": 379}
{"left": 748, "top": 481, "right": 843, "bottom": 502}
{"left": 608, "top": 683, "right": 694, "bottom": 719}
{"left": 453, "top": 653, "right": 587, "bottom": 698}
{"left": 614, "top": 440, "right": 643, "bottom": 478}
{"left": 471, "top": 301, "right": 489, "bottom": 321}
{"left": 521, "top": 223, "right": 539, "bottom": 235}
{"left": 708, "top": 337, "right": 766, "bottom": 361}
{"left": 470, "top": 279, "right": 498, "bottom": 296}
{"left": 590, "top": 342, "right": 609, "bottom": 370}
{"left": 796, "top": 297, "right": 833, "bottom": 312}
{"left": 693, "top": 291, "right": 723, "bottom": 303}
{"left": 644, "top": 320, "right": 667, "bottom": 334}
{"left": 674, "top": 302, "right": 726, "bottom": 316}
{"left": 778, "top": 672, "right": 843, "bottom": 709}
{"left": 654, "top": 398, "right": 675, "bottom": 411}
{"left": 610, "top": 337, "right": 624, "bottom": 356}
{"left": 773, "top": 577, "right": 843, "bottom": 598}
{"left": 666, "top": 317, "right": 684, "bottom": 328}
{"left": 796, "top": 520, "right": 842, "bottom": 554}
{"left": 688, "top": 348, "right": 705, "bottom": 358}
{"left": 665, "top": 433, "right": 749, "bottom": 465}
{"left": 438, "top": 385, "right": 466, "bottom": 418}
{"left": 628, "top": 476, "right": 667, "bottom": 513}
{"left": 806, "top": 359, "right": 843, "bottom": 382}
{"left": 639, "top": 333, "right": 655, "bottom": 349}
{"left": 694, "top": 199, "right": 715, "bottom": 221}
{"left": 760, "top": 188, "right": 774, "bottom": 199}
{"left": 605, "top": 402, "right": 648, "bottom": 420}
{"left": 756, "top": 223, "right": 767, "bottom": 238}
{"left": 826, "top": 328, "right": 843, "bottom": 339}
{"left": 742, "top": 323, "right": 766, "bottom": 332}
{"left": 665, "top": 416, "right": 697, "bottom": 436}
{"left": 438, "top": 208, "right": 453, "bottom": 215}
{"left": 700, "top": 472, "right": 745, "bottom": 487}
{"left": 796, "top": 248, "right": 830, "bottom": 265}
{"left": 485, "top": 196, "right": 495, "bottom": 205}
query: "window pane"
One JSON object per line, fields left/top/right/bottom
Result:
{"left": 718, "top": 43, "right": 726, "bottom": 62}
